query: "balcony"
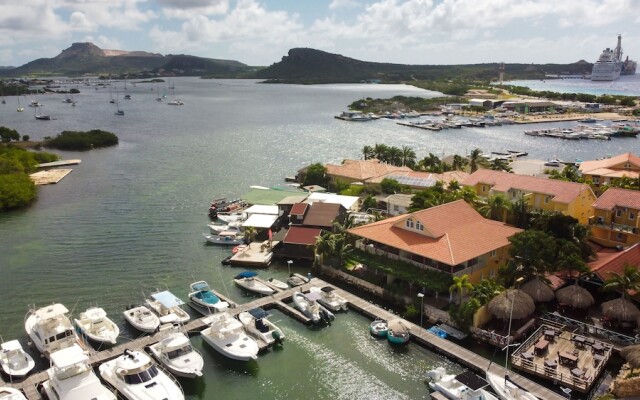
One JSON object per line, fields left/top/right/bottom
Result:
{"left": 588, "top": 219, "right": 637, "bottom": 234}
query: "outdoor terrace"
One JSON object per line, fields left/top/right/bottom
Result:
{"left": 510, "top": 324, "right": 613, "bottom": 393}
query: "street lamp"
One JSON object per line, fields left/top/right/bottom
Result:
{"left": 287, "top": 260, "right": 293, "bottom": 276}
{"left": 417, "top": 293, "right": 425, "bottom": 330}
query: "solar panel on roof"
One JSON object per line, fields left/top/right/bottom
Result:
{"left": 388, "top": 175, "right": 436, "bottom": 188}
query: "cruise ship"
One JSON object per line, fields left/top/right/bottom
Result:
{"left": 591, "top": 34, "right": 628, "bottom": 81}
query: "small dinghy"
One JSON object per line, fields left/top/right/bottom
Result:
{"left": 287, "top": 273, "right": 310, "bottom": 287}
{"left": 267, "top": 278, "right": 288, "bottom": 290}
{"left": 369, "top": 319, "right": 389, "bottom": 338}
{"left": 74, "top": 307, "right": 120, "bottom": 345}
{"left": 233, "top": 271, "right": 275, "bottom": 296}
{"left": 123, "top": 305, "right": 160, "bottom": 333}
{"left": 0, "top": 340, "right": 35, "bottom": 379}
{"left": 203, "top": 232, "right": 244, "bottom": 246}
{"left": 237, "top": 308, "right": 285, "bottom": 347}
{"left": 386, "top": 319, "right": 411, "bottom": 345}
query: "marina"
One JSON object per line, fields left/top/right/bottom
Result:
{"left": 1, "top": 278, "right": 565, "bottom": 400}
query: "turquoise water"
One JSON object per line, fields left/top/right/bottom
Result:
{"left": 0, "top": 78, "right": 625, "bottom": 398}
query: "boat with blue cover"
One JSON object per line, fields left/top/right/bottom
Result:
{"left": 234, "top": 272, "right": 275, "bottom": 295}
{"left": 145, "top": 290, "right": 191, "bottom": 324}
{"left": 188, "top": 281, "right": 229, "bottom": 313}
{"left": 428, "top": 326, "right": 448, "bottom": 339}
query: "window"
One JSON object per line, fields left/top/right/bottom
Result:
{"left": 593, "top": 176, "right": 600, "bottom": 184}
{"left": 406, "top": 219, "right": 414, "bottom": 228}
{"left": 544, "top": 196, "right": 550, "bottom": 204}
{"left": 630, "top": 212, "right": 636, "bottom": 221}
{"left": 617, "top": 233, "right": 625, "bottom": 241}
{"left": 482, "top": 185, "right": 488, "bottom": 192}
{"left": 393, "top": 205, "right": 399, "bottom": 212}
{"left": 489, "top": 269, "right": 495, "bottom": 278}
{"left": 511, "top": 191, "right": 517, "bottom": 198}
{"left": 490, "top": 250, "right": 496, "bottom": 257}
{"left": 616, "top": 208, "right": 623, "bottom": 217}
{"left": 416, "top": 221, "right": 423, "bottom": 231}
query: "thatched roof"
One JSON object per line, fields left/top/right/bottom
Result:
{"left": 555, "top": 284, "right": 595, "bottom": 309}
{"left": 387, "top": 319, "right": 410, "bottom": 333}
{"left": 487, "top": 289, "right": 535, "bottom": 320}
{"left": 621, "top": 344, "right": 640, "bottom": 369}
{"left": 602, "top": 297, "right": 640, "bottom": 322}
{"left": 520, "top": 278, "right": 554, "bottom": 303}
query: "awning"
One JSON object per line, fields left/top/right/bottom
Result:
{"left": 151, "top": 291, "right": 185, "bottom": 308}
{"left": 244, "top": 204, "right": 279, "bottom": 215}
{"left": 242, "top": 214, "right": 278, "bottom": 228}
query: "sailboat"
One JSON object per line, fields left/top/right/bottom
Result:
{"left": 168, "top": 81, "right": 184, "bottom": 105}
{"left": 114, "top": 86, "right": 124, "bottom": 116}
{"left": 17, "top": 88, "right": 24, "bottom": 112}
{"left": 156, "top": 83, "right": 162, "bottom": 102}
{"left": 109, "top": 85, "right": 115, "bottom": 104}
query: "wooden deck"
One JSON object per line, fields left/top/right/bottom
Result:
{"left": 510, "top": 324, "right": 613, "bottom": 393}
{"left": 29, "top": 169, "right": 73, "bottom": 185}
{"left": 7, "top": 278, "right": 565, "bottom": 400}
{"left": 36, "top": 159, "right": 81, "bottom": 168}
{"left": 229, "top": 241, "right": 276, "bottom": 267}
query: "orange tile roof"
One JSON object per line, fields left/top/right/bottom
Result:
{"left": 348, "top": 200, "right": 522, "bottom": 265}
{"left": 462, "top": 169, "right": 593, "bottom": 204}
{"left": 579, "top": 152, "right": 640, "bottom": 179}
{"left": 325, "top": 159, "right": 412, "bottom": 181}
{"left": 592, "top": 188, "right": 640, "bottom": 210}
{"left": 589, "top": 243, "right": 640, "bottom": 281}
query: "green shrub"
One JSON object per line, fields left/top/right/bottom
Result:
{"left": 0, "top": 173, "right": 36, "bottom": 210}
{"left": 45, "top": 129, "right": 118, "bottom": 151}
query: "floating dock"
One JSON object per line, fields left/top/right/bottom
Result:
{"left": 29, "top": 169, "right": 73, "bottom": 185}
{"left": 36, "top": 159, "right": 81, "bottom": 168}
{"left": 4, "top": 277, "right": 565, "bottom": 400}
{"left": 229, "top": 241, "right": 276, "bottom": 267}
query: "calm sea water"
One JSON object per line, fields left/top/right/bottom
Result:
{"left": 505, "top": 73, "right": 640, "bottom": 96}
{"left": 0, "top": 78, "right": 632, "bottom": 399}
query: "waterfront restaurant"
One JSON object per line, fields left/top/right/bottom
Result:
{"left": 347, "top": 200, "right": 522, "bottom": 284}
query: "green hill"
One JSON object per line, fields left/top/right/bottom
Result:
{"left": 256, "top": 48, "right": 593, "bottom": 83}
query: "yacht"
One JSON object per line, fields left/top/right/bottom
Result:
{"left": 485, "top": 371, "right": 538, "bottom": 400}
{"left": 427, "top": 367, "right": 498, "bottom": 400}
{"left": 0, "top": 340, "right": 35, "bottom": 379}
{"left": 74, "top": 307, "right": 119, "bottom": 345}
{"left": 24, "top": 303, "right": 80, "bottom": 359}
{"left": 309, "top": 286, "right": 348, "bottom": 311}
{"left": 292, "top": 292, "right": 334, "bottom": 324}
{"left": 188, "top": 281, "right": 230, "bottom": 313}
{"left": 148, "top": 326, "right": 203, "bottom": 378}
{"left": 145, "top": 290, "right": 190, "bottom": 324}
{"left": 200, "top": 312, "right": 259, "bottom": 361}
{"left": 99, "top": 349, "right": 184, "bottom": 400}
{"left": 42, "top": 344, "right": 116, "bottom": 400}
{"left": 591, "top": 35, "right": 624, "bottom": 81}
{"left": 0, "top": 387, "right": 27, "bottom": 400}
{"left": 122, "top": 305, "right": 160, "bottom": 333}
{"left": 233, "top": 272, "right": 275, "bottom": 296}
{"left": 237, "top": 308, "right": 285, "bottom": 347}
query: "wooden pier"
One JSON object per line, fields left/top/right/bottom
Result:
{"left": 29, "top": 169, "right": 73, "bottom": 185}
{"left": 6, "top": 278, "right": 564, "bottom": 400}
{"left": 36, "top": 160, "right": 81, "bottom": 168}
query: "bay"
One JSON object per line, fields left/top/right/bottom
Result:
{"left": 0, "top": 77, "right": 632, "bottom": 399}
{"left": 504, "top": 73, "right": 640, "bottom": 96}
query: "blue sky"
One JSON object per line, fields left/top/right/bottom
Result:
{"left": 1, "top": 0, "right": 639, "bottom": 68}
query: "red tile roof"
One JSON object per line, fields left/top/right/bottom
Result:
{"left": 290, "top": 203, "right": 308, "bottom": 216}
{"left": 283, "top": 226, "right": 322, "bottom": 246}
{"left": 579, "top": 152, "right": 640, "bottom": 179}
{"left": 462, "top": 169, "right": 593, "bottom": 204}
{"left": 325, "top": 159, "right": 412, "bottom": 181}
{"left": 348, "top": 200, "right": 522, "bottom": 265}
{"left": 589, "top": 243, "right": 640, "bottom": 281}
{"left": 592, "top": 188, "right": 640, "bottom": 210}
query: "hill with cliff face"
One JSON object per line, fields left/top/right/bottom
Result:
{"left": 256, "top": 48, "right": 594, "bottom": 83}
{"left": 6, "top": 43, "right": 250, "bottom": 77}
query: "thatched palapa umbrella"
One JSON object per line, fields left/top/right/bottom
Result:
{"left": 520, "top": 278, "right": 554, "bottom": 303}
{"left": 602, "top": 298, "right": 640, "bottom": 322}
{"left": 487, "top": 289, "right": 535, "bottom": 320}
{"left": 555, "top": 284, "right": 595, "bottom": 309}
{"left": 621, "top": 344, "right": 640, "bottom": 370}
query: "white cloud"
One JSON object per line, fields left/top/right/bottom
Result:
{"left": 160, "top": 0, "right": 229, "bottom": 19}
{"left": 83, "top": 35, "right": 123, "bottom": 50}
{"left": 70, "top": 11, "right": 96, "bottom": 31}
{"left": 329, "top": 0, "right": 360, "bottom": 10}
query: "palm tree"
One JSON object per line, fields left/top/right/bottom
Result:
{"left": 400, "top": 145, "right": 416, "bottom": 167}
{"left": 387, "top": 146, "right": 403, "bottom": 166}
{"left": 479, "top": 193, "right": 510, "bottom": 222}
{"left": 601, "top": 264, "right": 640, "bottom": 300}
{"left": 451, "top": 154, "right": 468, "bottom": 171}
{"left": 449, "top": 274, "right": 473, "bottom": 305}
{"left": 373, "top": 143, "right": 388, "bottom": 161}
{"left": 313, "top": 232, "right": 334, "bottom": 267}
{"left": 469, "top": 148, "right": 483, "bottom": 173}
{"left": 362, "top": 145, "right": 374, "bottom": 160}
{"left": 508, "top": 197, "right": 529, "bottom": 228}
{"left": 243, "top": 226, "right": 257, "bottom": 243}
{"left": 489, "top": 159, "right": 512, "bottom": 172}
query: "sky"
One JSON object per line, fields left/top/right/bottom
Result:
{"left": 1, "top": 0, "right": 640, "bottom": 68}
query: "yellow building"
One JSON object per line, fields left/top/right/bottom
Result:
{"left": 589, "top": 188, "right": 640, "bottom": 247}
{"left": 579, "top": 152, "right": 640, "bottom": 193}
{"left": 462, "top": 169, "right": 596, "bottom": 224}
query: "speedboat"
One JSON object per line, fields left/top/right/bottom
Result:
{"left": 237, "top": 308, "right": 285, "bottom": 347}
{"left": 201, "top": 312, "right": 259, "bottom": 361}
{"left": 42, "top": 344, "right": 116, "bottom": 400}
{"left": 148, "top": 326, "right": 203, "bottom": 378}
{"left": 188, "top": 281, "right": 229, "bottom": 313}
{"left": 24, "top": 303, "right": 80, "bottom": 359}
{"left": 234, "top": 271, "right": 275, "bottom": 296}
{"left": 167, "top": 99, "right": 184, "bottom": 106}
{"left": 287, "top": 273, "right": 310, "bottom": 287}
{"left": 267, "top": 278, "right": 288, "bottom": 290}
{"left": 386, "top": 319, "right": 411, "bottom": 345}
{"left": 207, "top": 223, "right": 242, "bottom": 235}
{"left": 485, "top": 371, "right": 538, "bottom": 400}
{"left": 304, "top": 291, "right": 335, "bottom": 323}
{"left": 145, "top": 290, "right": 190, "bottom": 324}
{"left": 99, "top": 349, "right": 184, "bottom": 400}
{"left": 74, "top": 307, "right": 119, "bottom": 345}
{"left": 216, "top": 212, "right": 245, "bottom": 223}
{"left": 122, "top": 305, "right": 160, "bottom": 333}
{"left": 292, "top": 292, "right": 320, "bottom": 323}
{"left": 309, "top": 286, "right": 348, "bottom": 311}
{"left": 427, "top": 367, "right": 499, "bottom": 400}
{"left": 369, "top": 319, "right": 389, "bottom": 337}
{"left": 0, "top": 340, "right": 35, "bottom": 379}
{"left": 203, "top": 232, "right": 244, "bottom": 246}
{"left": 0, "top": 387, "right": 27, "bottom": 400}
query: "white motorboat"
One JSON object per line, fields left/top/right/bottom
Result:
{"left": 0, "top": 387, "right": 27, "bottom": 400}
{"left": 148, "top": 326, "right": 203, "bottom": 378}
{"left": 203, "top": 232, "right": 244, "bottom": 246}
{"left": 485, "top": 371, "right": 538, "bottom": 400}
{"left": 233, "top": 272, "right": 275, "bottom": 296}
{"left": 292, "top": 292, "right": 320, "bottom": 324}
{"left": 237, "top": 308, "right": 285, "bottom": 346}
{"left": 309, "top": 286, "right": 348, "bottom": 311}
{"left": 188, "top": 281, "right": 229, "bottom": 313}
{"left": 42, "top": 344, "right": 116, "bottom": 400}
{"left": 267, "top": 278, "right": 288, "bottom": 290}
{"left": 0, "top": 340, "right": 35, "bottom": 379}
{"left": 216, "top": 212, "right": 245, "bottom": 223}
{"left": 200, "top": 312, "right": 259, "bottom": 361}
{"left": 427, "top": 367, "right": 499, "bottom": 400}
{"left": 24, "top": 303, "right": 80, "bottom": 359}
{"left": 99, "top": 349, "right": 184, "bottom": 400}
{"left": 74, "top": 307, "right": 119, "bottom": 345}
{"left": 145, "top": 291, "right": 190, "bottom": 324}
{"left": 287, "top": 273, "right": 310, "bottom": 287}
{"left": 123, "top": 305, "right": 160, "bottom": 333}
{"left": 207, "top": 223, "right": 242, "bottom": 235}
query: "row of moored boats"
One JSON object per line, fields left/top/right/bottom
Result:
{"left": 525, "top": 122, "right": 639, "bottom": 140}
